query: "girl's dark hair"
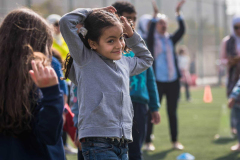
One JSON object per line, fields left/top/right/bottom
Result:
{"left": 83, "top": 10, "right": 122, "bottom": 49}
{"left": 112, "top": 1, "right": 136, "bottom": 16}
{"left": 0, "top": 8, "right": 53, "bottom": 136}
{"left": 63, "top": 10, "right": 132, "bottom": 80}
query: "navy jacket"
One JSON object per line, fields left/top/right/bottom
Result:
{"left": 52, "top": 57, "right": 68, "bottom": 96}
{"left": 0, "top": 85, "right": 65, "bottom": 160}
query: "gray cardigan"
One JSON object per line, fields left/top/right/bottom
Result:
{"left": 59, "top": 8, "right": 153, "bottom": 141}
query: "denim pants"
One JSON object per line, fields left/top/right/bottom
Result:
{"left": 231, "top": 107, "right": 237, "bottom": 129}
{"left": 81, "top": 138, "right": 128, "bottom": 160}
{"left": 232, "top": 104, "right": 240, "bottom": 143}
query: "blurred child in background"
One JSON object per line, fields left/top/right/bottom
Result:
{"left": 178, "top": 45, "right": 191, "bottom": 102}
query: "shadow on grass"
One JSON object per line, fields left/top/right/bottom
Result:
{"left": 213, "top": 136, "right": 237, "bottom": 145}
{"left": 214, "top": 151, "right": 240, "bottom": 160}
{"left": 143, "top": 149, "right": 174, "bottom": 160}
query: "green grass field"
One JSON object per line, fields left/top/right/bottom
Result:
{"left": 67, "top": 87, "right": 240, "bottom": 160}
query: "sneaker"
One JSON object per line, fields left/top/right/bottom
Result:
{"left": 64, "top": 144, "right": 78, "bottom": 154}
{"left": 173, "top": 142, "right": 184, "bottom": 150}
{"left": 231, "top": 144, "right": 240, "bottom": 151}
{"left": 143, "top": 143, "right": 155, "bottom": 151}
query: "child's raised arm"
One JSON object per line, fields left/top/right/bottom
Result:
{"left": 59, "top": 8, "right": 93, "bottom": 66}
{"left": 121, "top": 17, "right": 154, "bottom": 76}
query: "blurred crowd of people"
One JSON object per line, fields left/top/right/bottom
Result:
{"left": 8, "top": 0, "right": 240, "bottom": 160}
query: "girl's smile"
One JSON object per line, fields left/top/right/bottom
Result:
{"left": 89, "top": 22, "right": 125, "bottom": 60}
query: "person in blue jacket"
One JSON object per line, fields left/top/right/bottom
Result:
{"left": 0, "top": 8, "right": 65, "bottom": 160}
{"left": 112, "top": 2, "right": 161, "bottom": 159}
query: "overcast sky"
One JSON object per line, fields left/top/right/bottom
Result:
{"left": 226, "top": 0, "right": 240, "bottom": 15}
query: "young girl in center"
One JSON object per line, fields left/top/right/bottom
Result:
{"left": 59, "top": 6, "right": 153, "bottom": 159}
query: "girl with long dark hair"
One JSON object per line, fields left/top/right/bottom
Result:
{"left": 0, "top": 8, "right": 65, "bottom": 160}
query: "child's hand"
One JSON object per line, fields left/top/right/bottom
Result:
{"left": 176, "top": 0, "right": 185, "bottom": 15}
{"left": 74, "top": 132, "right": 82, "bottom": 150}
{"left": 121, "top": 16, "right": 134, "bottom": 38}
{"left": 93, "top": 6, "right": 117, "bottom": 14}
{"left": 29, "top": 60, "right": 59, "bottom": 88}
{"left": 228, "top": 98, "right": 235, "bottom": 109}
{"left": 151, "top": 111, "right": 161, "bottom": 124}
{"left": 76, "top": 24, "right": 83, "bottom": 34}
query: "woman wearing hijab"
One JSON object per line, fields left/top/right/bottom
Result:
{"left": 220, "top": 15, "right": 240, "bottom": 151}
{"left": 147, "top": 0, "right": 186, "bottom": 150}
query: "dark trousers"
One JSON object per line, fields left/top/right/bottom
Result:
{"left": 158, "top": 80, "right": 180, "bottom": 142}
{"left": 145, "top": 111, "right": 153, "bottom": 143}
{"left": 180, "top": 82, "right": 190, "bottom": 100}
{"left": 129, "top": 102, "right": 148, "bottom": 160}
{"left": 184, "top": 83, "right": 190, "bottom": 100}
{"left": 62, "top": 131, "right": 67, "bottom": 146}
{"left": 78, "top": 149, "right": 84, "bottom": 160}
{"left": 145, "top": 80, "right": 180, "bottom": 143}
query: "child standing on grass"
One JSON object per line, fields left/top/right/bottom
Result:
{"left": 147, "top": 0, "right": 186, "bottom": 150}
{"left": 60, "top": 6, "right": 153, "bottom": 159}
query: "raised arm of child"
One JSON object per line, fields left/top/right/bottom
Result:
{"left": 121, "top": 16, "right": 154, "bottom": 76}
{"left": 29, "top": 60, "right": 64, "bottom": 145}
{"left": 59, "top": 8, "right": 93, "bottom": 66}
{"left": 59, "top": 7, "right": 117, "bottom": 67}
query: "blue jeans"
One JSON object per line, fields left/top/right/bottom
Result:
{"left": 81, "top": 139, "right": 128, "bottom": 160}
{"left": 233, "top": 104, "right": 240, "bottom": 143}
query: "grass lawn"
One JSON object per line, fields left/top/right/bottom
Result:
{"left": 67, "top": 86, "right": 240, "bottom": 160}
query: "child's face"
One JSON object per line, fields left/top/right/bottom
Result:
{"left": 94, "top": 23, "right": 125, "bottom": 60}
{"left": 122, "top": 12, "right": 137, "bottom": 27}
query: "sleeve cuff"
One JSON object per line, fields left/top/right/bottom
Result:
{"left": 40, "top": 85, "right": 62, "bottom": 97}
{"left": 229, "top": 94, "right": 238, "bottom": 100}
{"left": 177, "top": 15, "right": 184, "bottom": 21}
{"left": 72, "top": 8, "right": 93, "bottom": 23}
{"left": 149, "top": 104, "right": 161, "bottom": 112}
{"left": 74, "top": 8, "right": 92, "bottom": 14}
{"left": 150, "top": 108, "right": 159, "bottom": 112}
{"left": 125, "top": 32, "right": 142, "bottom": 48}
